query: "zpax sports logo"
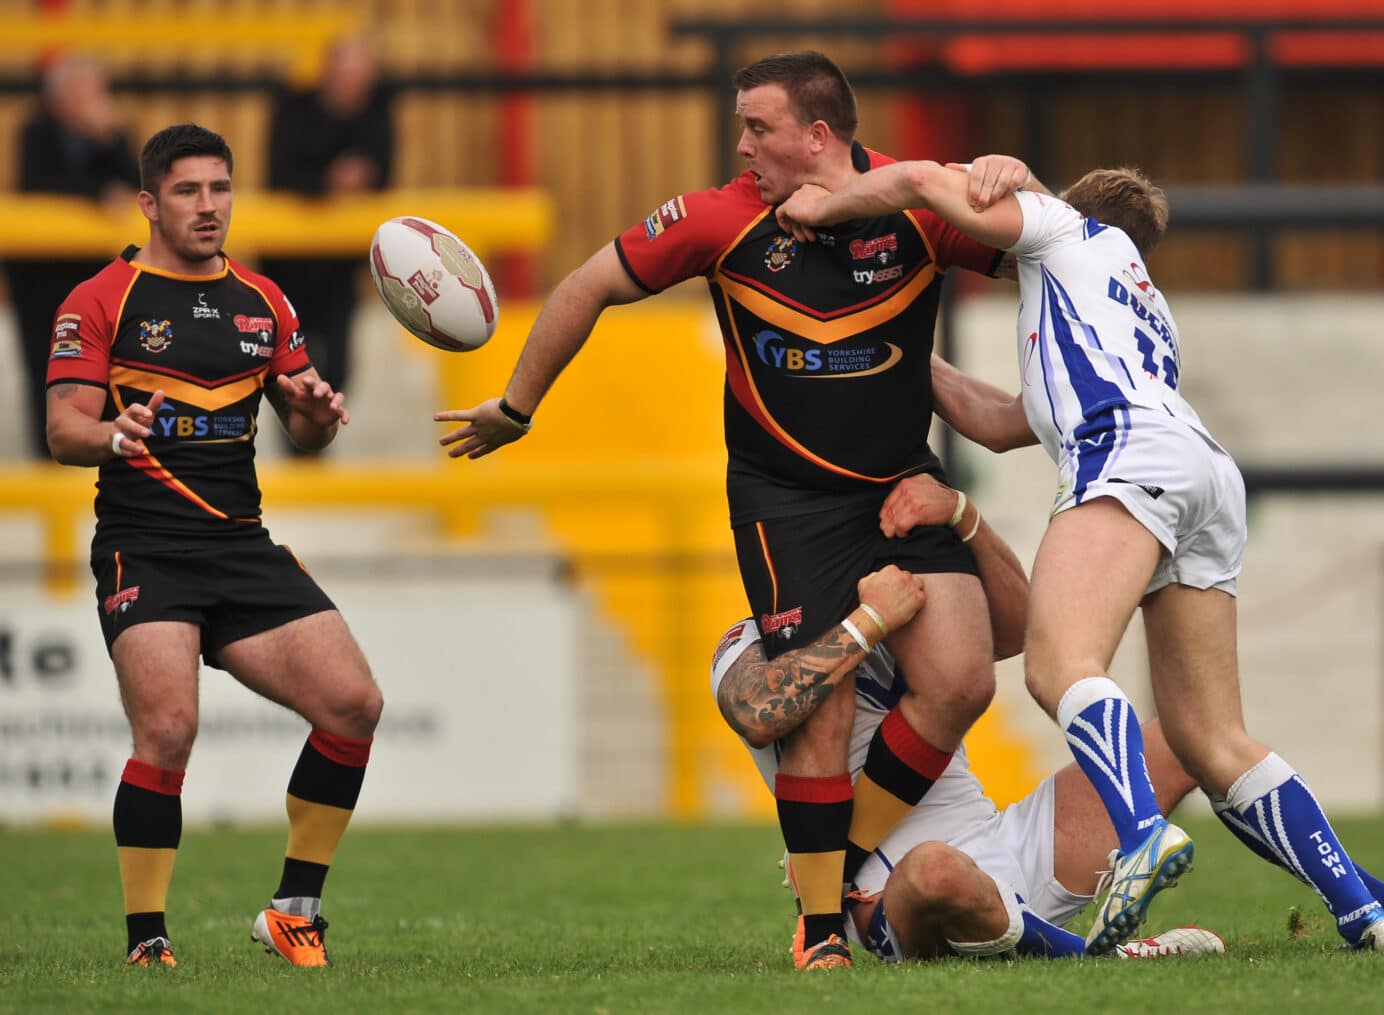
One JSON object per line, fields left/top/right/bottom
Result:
{"left": 750, "top": 330, "right": 903, "bottom": 379}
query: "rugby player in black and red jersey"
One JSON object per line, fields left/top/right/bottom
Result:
{"left": 435, "top": 52, "right": 1037, "bottom": 968}
{"left": 46, "top": 123, "right": 381, "bottom": 969}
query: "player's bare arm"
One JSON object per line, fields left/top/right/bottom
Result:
{"left": 267, "top": 367, "right": 348, "bottom": 451}
{"left": 929, "top": 354, "right": 1036, "bottom": 453}
{"left": 879, "top": 474, "right": 1029, "bottom": 660}
{"left": 947, "top": 154, "right": 1049, "bottom": 210}
{"left": 778, "top": 161, "right": 1025, "bottom": 253}
{"left": 47, "top": 381, "right": 165, "bottom": 466}
{"left": 718, "top": 566, "right": 928, "bottom": 747}
{"left": 434, "top": 242, "right": 648, "bottom": 460}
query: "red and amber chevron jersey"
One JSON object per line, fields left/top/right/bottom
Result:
{"left": 47, "top": 246, "right": 310, "bottom": 549}
{"left": 615, "top": 144, "right": 1001, "bottom": 524}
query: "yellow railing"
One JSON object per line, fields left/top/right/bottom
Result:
{"left": 0, "top": 10, "right": 360, "bottom": 87}
{"left": 0, "top": 190, "right": 554, "bottom": 259}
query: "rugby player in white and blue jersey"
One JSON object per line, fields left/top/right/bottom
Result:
{"left": 713, "top": 474, "right": 1225, "bottom": 963}
{"left": 776, "top": 164, "right": 1384, "bottom": 955}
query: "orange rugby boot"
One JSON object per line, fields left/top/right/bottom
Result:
{"left": 125, "top": 936, "right": 177, "bottom": 967}
{"left": 252, "top": 907, "right": 331, "bottom": 967}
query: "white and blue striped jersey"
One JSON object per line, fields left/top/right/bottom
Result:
{"left": 709, "top": 618, "right": 996, "bottom": 846}
{"left": 1010, "top": 191, "right": 1212, "bottom": 463}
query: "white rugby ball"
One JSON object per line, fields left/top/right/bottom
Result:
{"left": 369, "top": 216, "right": 499, "bottom": 352}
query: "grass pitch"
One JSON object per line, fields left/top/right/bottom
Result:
{"left": 4, "top": 816, "right": 1383, "bottom": 1012}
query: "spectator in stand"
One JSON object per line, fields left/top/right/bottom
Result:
{"left": 260, "top": 33, "right": 394, "bottom": 454}
{"left": 7, "top": 52, "right": 139, "bottom": 458}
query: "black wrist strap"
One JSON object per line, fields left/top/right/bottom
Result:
{"left": 498, "top": 398, "right": 533, "bottom": 431}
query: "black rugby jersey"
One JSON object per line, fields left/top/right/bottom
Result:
{"left": 615, "top": 144, "right": 1002, "bottom": 525}
{"left": 47, "top": 246, "right": 311, "bottom": 550}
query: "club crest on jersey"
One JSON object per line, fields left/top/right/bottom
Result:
{"left": 234, "top": 314, "right": 274, "bottom": 335}
{"left": 644, "top": 196, "right": 688, "bottom": 241}
{"left": 763, "top": 235, "right": 797, "bottom": 272}
{"left": 138, "top": 319, "right": 174, "bottom": 354}
{"left": 193, "top": 292, "right": 220, "bottom": 319}
{"left": 760, "top": 606, "right": 803, "bottom": 641}
{"left": 849, "top": 233, "right": 898, "bottom": 263}
{"left": 51, "top": 313, "right": 82, "bottom": 358}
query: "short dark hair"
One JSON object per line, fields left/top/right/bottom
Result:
{"left": 1060, "top": 167, "right": 1169, "bottom": 258}
{"left": 731, "top": 51, "right": 858, "bottom": 143}
{"left": 139, "top": 123, "right": 234, "bottom": 194}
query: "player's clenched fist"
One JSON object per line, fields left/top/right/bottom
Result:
{"left": 880, "top": 473, "right": 962, "bottom": 538}
{"left": 857, "top": 564, "right": 927, "bottom": 635}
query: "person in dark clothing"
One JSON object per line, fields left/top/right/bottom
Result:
{"left": 260, "top": 35, "right": 394, "bottom": 449}
{"left": 7, "top": 53, "right": 139, "bottom": 458}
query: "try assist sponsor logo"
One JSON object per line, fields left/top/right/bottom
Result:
{"left": 751, "top": 330, "right": 903, "bottom": 379}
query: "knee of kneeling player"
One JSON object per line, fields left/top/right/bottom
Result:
{"left": 898, "top": 843, "right": 985, "bottom": 915}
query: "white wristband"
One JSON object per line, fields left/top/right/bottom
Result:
{"left": 960, "top": 511, "right": 982, "bottom": 543}
{"left": 948, "top": 490, "right": 968, "bottom": 528}
{"left": 858, "top": 602, "right": 888, "bottom": 639}
{"left": 840, "top": 618, "right": 871, "bottom": 654}
{"left": 111, "top": 430, "right": 125, "bottom": 454}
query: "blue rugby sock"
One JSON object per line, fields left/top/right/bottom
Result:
{"left": 1014, "top": 906, "right": 1086, "bottom": 959}
{"left": 1213, "top": 794, "right": 1384, "bottom": 904}
{"left": 1225, "top": 753, "right": 1382, "bottom": 943}
{"left": 1056, "top": 676, "right": 1163, "bottom": 854}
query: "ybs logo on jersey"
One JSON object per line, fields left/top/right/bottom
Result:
{"left": 752, "top": 330, "right": 904, "bottom": 379}
{"left": 763, "top": 235, "right": 797, "bottom": 273}
{"left": 139, "top": 319, "right": 173, "bottom": 354}
{"left": 154, "top": 401, "right": 251, "bottom": 440}
{"left": 192, "top": 293, "right": 220, "bottom": 319}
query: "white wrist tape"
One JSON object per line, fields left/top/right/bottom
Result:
{"left": 840, "top": 618, "right": 871, "bottom": 654}
{"left": 948, "top": 490, "right": 968, "bottom": 528}
{"left": 111, "top": 430, "right": 125, "bottom": 454}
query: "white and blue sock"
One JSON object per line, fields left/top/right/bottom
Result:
{"left": 1056, "top": 676, "right": 1163, "bottom": 854}
{"left": 1224, "top": 753, "right": 1382, "bottom": 944}
{"left": 1212, "top": 795, "right": 1384, "bottom": 904}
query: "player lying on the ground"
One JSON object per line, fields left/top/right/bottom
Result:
{"left": 711, "top": 474, "right": 1224, "bottom": 963}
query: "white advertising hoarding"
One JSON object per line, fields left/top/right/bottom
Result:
{"left": 0, "top": 580, "right": 582, "bottom": 824}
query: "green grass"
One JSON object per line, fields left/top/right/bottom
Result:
{"left": 3, "top": 816, "right": 1383, "bottom": 1012}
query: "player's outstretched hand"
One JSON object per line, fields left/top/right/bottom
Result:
{"left": 110, "top": 389, "right": 165, "bottom": 458}
{"left": 857, "top": 564, "right": 928, "bottom": 635}
{"left": 776, "top": 183, "right": 832, "bottom": 242}
{"left": 947, "top": 155, "right": 1031, "bottom": 211}
{"left": 275, "top": 372, "right": 350, "bottom": 427}
{"left": 880, "top": 473, "right": 963, "bottom": 538}
{"left": 435, "top": 397, "right": 527, "bottom": 459}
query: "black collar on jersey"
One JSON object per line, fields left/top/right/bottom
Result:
{"left": 850, "top": 140, "right": 871, "bottom": 173}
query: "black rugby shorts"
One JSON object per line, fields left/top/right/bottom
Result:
{"left": 733, "top": 491, "right": 978, "bottom": 659}
{"left": 90, "top": 533, "right": 336, "bottom": 667}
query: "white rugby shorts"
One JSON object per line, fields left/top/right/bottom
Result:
{"left": 848, "top": 774, "right": 1090, "bottom": 961}
{"left": 1052, "top": 404, "right": 1246, "bottom": 596}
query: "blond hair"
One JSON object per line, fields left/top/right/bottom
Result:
{"left": 1060, "top": 168, "right": 1168, "bottom": 258}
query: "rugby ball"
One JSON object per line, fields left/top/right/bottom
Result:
{"left": 369, "top": 216, "right": 499, "bottom": 352}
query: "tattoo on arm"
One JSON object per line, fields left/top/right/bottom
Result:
{"left": 717, "top": 626, "right": 862, "bottom": 745}
{"left": 50, "top": 383, "right": 80, "bottom": 401}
